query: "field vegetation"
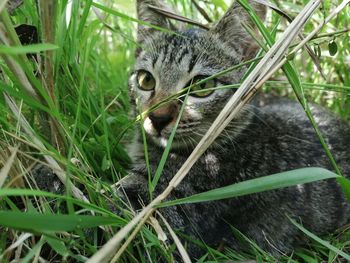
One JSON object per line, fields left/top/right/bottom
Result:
{"left": 0, "top": 0, "right": 349, "bottom": 262}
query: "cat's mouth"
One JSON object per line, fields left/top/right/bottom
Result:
{"left": 143, "top": 117, "right": 202, "bottom": 150}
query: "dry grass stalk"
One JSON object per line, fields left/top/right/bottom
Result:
{"left": 86, "top": 1, "right": 329, "bottom": 262}
{"left": 148, "top": 4, "right": 210, "bottom": 30}
{"left": 4, "top": 94, "right": 90, "bottom": 203}
{"left": 0, "top": 146, "right": 18, "bottom": 188}
{"left": 38, "top": 0, "right": 56, "bottom": 102}
{"left": 38, "top": 0, "right": 65, "bottom": 152}
{"left": 191, "top": 0, "right": 212, "bottom": 23}
{"left": 256, "top": 0, "right": 350, "bottom": 88}
{"left": 158, "top": 212, "right": 192, "bottom": 263}
{"left": 0, "top": 0, "right": 9, "bottom": 16}
{"left": 1, "top": 7, "right": 64, "bottom": 150}
{"left": 0, "top": 143, "right": 29, "bottom": 189}
{"left": 109, "top": 208, "right": 154, "bottom": 263}
{"left": 149, "top": 216, "right": 168, "bottom": 242}
{"left": 0, "top": 28, "right": 40, "bottom": 101}
{"left": 0, "top": 233, "right": 32, "bottom": 260}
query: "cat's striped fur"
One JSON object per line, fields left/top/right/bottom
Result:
{"left": 123, "top": 0, "right": 350, "bottom": 259}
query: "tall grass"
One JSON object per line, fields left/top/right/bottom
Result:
{"left": 0, "top": 0, "right": 349, "bottom": 262}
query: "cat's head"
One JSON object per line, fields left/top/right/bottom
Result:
{"left": 130, "top": 0, "right": 265, "bottom": 150}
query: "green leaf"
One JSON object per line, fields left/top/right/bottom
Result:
{"left": 101, "top": 155, "right": 111, "bottom": 171}
{"left": 0, "top": 80, "right": 54, "bottom": 116}
{"left": 328, "top": 41, "right": 338, "bottom": 56}
{"left": 0, "top": 211, "right": 122, "bottom": 232}
{"left": 295, "top": 252, "right": 318, "bottom": 263}
{"left": 286, "top": 52, "right": 296, "bottom": 61}
{"left": 20, "top": 237, "right": 46, "bottom": 263}
{"left": 211, "top": 0, "right": 227, "bottom": 9}
{"left": 150, "top": 88, "right": 190, "bottom": 194}
{"left": 289, "top": 217, "right": 350, "bottom": 261}
{"left": 159, "top": 168, "right": 339, "bottom": 207}
{"left": 0, "top": 189, "right": 122, "bottom": 218}
{"left": 0, "top": 43, "right": 59, "bottom": 54}
{"left": 337, "top": 176, "right": 350, "bottom": 202}
{"left": 91, "top": 2, "right": 178, "bottom": 37}
{"left": 45, "top": 236, "right": 69, "bottom": 257}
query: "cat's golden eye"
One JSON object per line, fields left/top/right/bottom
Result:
{"left": 190, "top": 77, "right": 216, "bottom": 98}
{"left": 137, "top": 70, "right": 156, "bottom": 91}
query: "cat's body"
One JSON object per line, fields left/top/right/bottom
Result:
{"left": 122, "top": 0, "right": 350, "bottom": 259}
{"left": 126, "top": 94, "right": 350, "bottom": 256}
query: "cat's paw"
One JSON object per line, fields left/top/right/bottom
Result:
{"left": 114, "top": 173, "right": 148, "bottom": 209}
{"left": 31, "top": 164, "right": 64, "bottom": 194}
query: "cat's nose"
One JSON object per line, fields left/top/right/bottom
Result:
{"left": 148, "top": 112, "right": 173, "bottom": 133}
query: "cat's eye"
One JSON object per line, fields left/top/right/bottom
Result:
{"left": 137, "top": 70, "right": 156, "bottom": 91}
{"left": 189, "top": 76, "right": 216, "bottom": 98}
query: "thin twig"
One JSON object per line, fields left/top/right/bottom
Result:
{"left": 148, "top": 4, "right": 210, "bottom": 30}
{"left": 0, "top": 146, "right": 18, "bottom": 188}
{"left": 157, "top": 212, "right": 192, "bottom": 263}
{"left": 311, "top": 27, "right": 350, "bottom": 39}
{"left": 191, "top": 0, "right": 212, "bottom": 23}
{"left": 110, "top": 209, "right": 154, "bottom": 263}
{"left": 257, "top": 0, "right": 350, "bottom": 91}
{"left": 253, "top": 0, "right": 326, "bottom": 80}
{"left": 0, "top": 0, "right": 9, "bottom": 15}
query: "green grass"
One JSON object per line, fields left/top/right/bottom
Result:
{"left": 0, "top": 0, "right": 350, "bottom": 262}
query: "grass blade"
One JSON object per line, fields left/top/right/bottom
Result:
{"left": 289, "top": 217, "right": 350, "bottom": 261}
{"left": 0, "top": 188, "right": 121, "bottom": 217}
{"left": 150, "top": 89, "right": 190, "bottom": 194}
{"left": 0, "top": 43, "right": 58, "bottom": 55}
{"left": 159, "top": 167, "right": 339, "bottom": 207}
{"left": 0, "top": 147, "right": 17, "bottom": 188}
{"left": 92, "top": 2, "right": 177, "bottom": 36}
{"left": 0, "top": 211, "right": 123, "bottom": 232}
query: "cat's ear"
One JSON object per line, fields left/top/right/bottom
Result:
{"left": 136, "top": 0, "right": 175, "bottom": 43}
{"left": 210, "top": 0, "right": 266, "bottom": 59}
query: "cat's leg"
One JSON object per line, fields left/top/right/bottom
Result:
{"left": 116, "top": 171, "right": 149, "bottom": 209}
{"left": 237, "top": 212, "right": 303, "bottom": 256}
{"left": 31, "top": 164, "right": 65, "bottom": 194}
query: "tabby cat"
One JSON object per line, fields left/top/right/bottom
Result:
{"left": 121, "top": 0, "right": 350, "bottom": 259}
